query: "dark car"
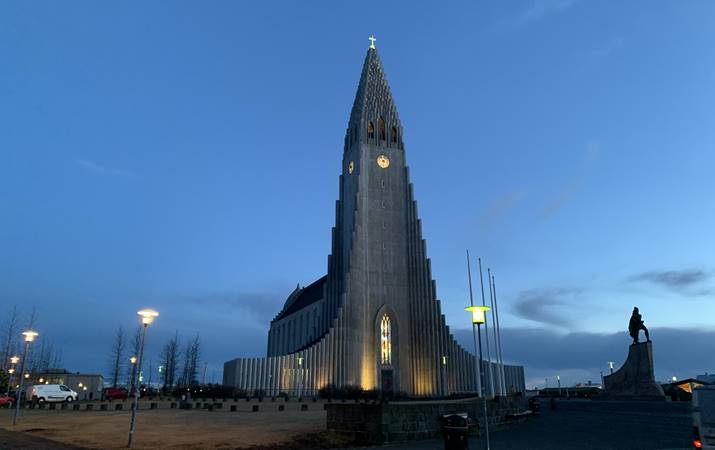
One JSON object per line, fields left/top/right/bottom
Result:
{"left": 103, "top": 387, "right": 128, "bottom": 400}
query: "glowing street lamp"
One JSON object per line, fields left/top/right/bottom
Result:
{"left": 608, "top": 361, "right": 614, "bottom": 375}
{"left": 128, "top": 309, "right": 158, "bottom": 448}
{"left": 13, "top": 330, "right": 39, "bottom": 426}
{"left": 10, "top": 356, "right": 19, "bottom": 365}
{"left": 464, "top": 251, "right": 491, "bottom": 450}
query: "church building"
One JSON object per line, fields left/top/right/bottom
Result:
{"left": 223, "top": 41, "right": 525, "bottom": 397}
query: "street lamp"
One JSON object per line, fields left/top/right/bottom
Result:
{"left": 6, "top": 356, "right": 20, "bottom": 396}
{"left": 127, "top": 308, "right": 158, "bottom": 448}
{"left": 465, "top": 304, "right": 491, "bottom": 450}
{"left": 557, "top": 375, "right": 561, "bottom": 397}
{"left": 608, "top": 361, "right": 614, "bottom": 375}
{"left": 13, "top": 330, "right": 38, "bottom": 426}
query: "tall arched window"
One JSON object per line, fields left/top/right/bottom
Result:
{"left": 391, "top": 126, "right": 397, "bottom": 143}
{"left": 379, "top": 117, "right": 386, "bottom": 140}
{"left": 380, "top": 314, "right": 392, "bottom": 365}
{"left": 367, "top": 121, "right": 375, "bottom": 139}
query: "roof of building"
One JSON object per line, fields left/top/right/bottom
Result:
{"left": 273, "top": 275, "right": 327, "bottom": 322}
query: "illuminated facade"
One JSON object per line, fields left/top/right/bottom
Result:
{"left": 224, "top": 43, "right": 525, "bottom": 397}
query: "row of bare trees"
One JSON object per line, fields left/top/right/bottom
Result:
{"left": 107, "top": 327, "right": 202, "bottom": 390}
{"left": 1, "top": 305, "right": 63, "bottom": 374}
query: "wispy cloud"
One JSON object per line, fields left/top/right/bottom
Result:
{"left": 499, "top": 0, "right": 580, "bottom": 29}
{"left": 75, "top": 158, "right": 135, "bottom": 178}
{"left": 541, "top": 140, "right": 601, "bottom": 218}
{"left": 592, "top": 37, "right": 625, "bottom": 58}
{"left": 626, "top": 269, "right": 712, "bottom": 296}
{"left": 512, "top": 287, "right": 580, "bottom": 327}
{"left": 478, "top": 189, "right": 526, "bottom": 226}
{"left": 187, "top": 289, "right": 287, "bottom": 323}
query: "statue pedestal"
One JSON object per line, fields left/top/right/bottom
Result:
{"left": 601, "top": 341, "right": 665, "bottom": 401}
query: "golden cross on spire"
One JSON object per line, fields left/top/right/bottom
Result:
{"left": 369, "top": 35, "right": 376, "bottom": 49}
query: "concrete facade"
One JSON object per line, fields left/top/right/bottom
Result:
{"left": 224, "top": 46, "right": 525, "bottom": 397}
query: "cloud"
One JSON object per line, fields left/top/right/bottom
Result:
{"left": 452, "top": 326, "right": 715, "bottom": 388}
{"left": 500, "top": 0, "right": 580, "bottom": 29}
{"left": 512, "top": 288, "right": 579, "bottom": 327}
{"left": 626, "top": 269, "right": 712, "bottom": 296}
{"left": 75, "top": 158, "right": 135, "bottom": 178}
{"left": 541, "top": 140, "right": 601, "bottom": 218}
{"left": 478, "top": 190, "right": 526, "bottom": 226}
{"left": 187, "top": 290, "right": 287, "bottom": 324}
{"left": 592, "top": 37, "right": 625, "bottom": 58}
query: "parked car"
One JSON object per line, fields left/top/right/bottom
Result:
{"left": 693, "top": 385, "right": 715, "bottom": 449}
{"left": 31, "top": 384, "right": 78, "bottom": 403}
{"left": 0, "top": 394, "right": 14, "bottom": 408}
{"left": 103, "top": 387, "right": 128, "bottom": 400}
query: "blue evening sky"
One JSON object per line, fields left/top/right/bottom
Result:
{"left": 2, "top": 1, "right": 714, "bottom": 387}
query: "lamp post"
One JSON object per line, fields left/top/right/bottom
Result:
{"left": 129, "top": 356, "right": 138, "bottom": 397}
{"left": 465, "top": 304, "right": 491, "bottom": 450}
{"left": 608, "top": 361, "right": 614, "bottom": 375}
{"left": 127, "top": 308, "right": 158, "bottom": 448}
{"left": 13, "top": 330, "right": 38, "bottom": 426}
{"left": 557, "top": 375, "right": 561, "bottom": 397}
{"left": 7, "top": 356, "right": 20, "bottom": 395}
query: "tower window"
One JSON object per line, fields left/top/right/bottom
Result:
{"left": 379, "top": 117, "right": 386, "bottom": 141}
{"left": 391, "top": 127, "right": 397, "bottom": 143}
{"left": 381, "top": 314, "right": 392, "bottom": 365}
{"left": 367, "top": 121, "right": 375, "bottom": 139}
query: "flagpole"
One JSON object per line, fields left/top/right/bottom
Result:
{"left": 487, "top": 268, "right": 501, "bottom": 395}
{"left": 478, "top": 258, "right": 494, "bottom": 397}
{"left": 492, "top": 274, "right": 507, "bottom": 394}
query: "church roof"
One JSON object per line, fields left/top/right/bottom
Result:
{"left": 273, "top": 275, "right": 327, "bottom": 322}
{"left": 347, "top": 47, "right": 402, "bottom": 138}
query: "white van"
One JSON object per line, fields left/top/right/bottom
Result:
{"left": 693, "top": 385, "right": 715, "bottom": 449}
{"left": 31, "top": 384, "right": 79, "bottom": 403}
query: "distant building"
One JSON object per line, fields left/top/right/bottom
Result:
{"left": 662, "top": 378, "right": 712, "bottom": 402}
{"left": 29, "top": 369, "right": 104, "bottom": 401}
{"left": 697, "top": 373, "right": 715, "bottom": 384}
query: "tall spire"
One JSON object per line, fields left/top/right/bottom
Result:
{"left": 346, "top": 40, "right": 402, "bottom": 148}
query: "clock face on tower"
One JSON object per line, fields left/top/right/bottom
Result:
{"left": 377, "top": 155, "right": 390, "bottom": 169}
{"left": 348, "top": 161, "right": 354, "bottom": 174}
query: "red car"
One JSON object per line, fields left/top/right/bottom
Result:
{"left": 103, "top": 387, "right": 128, "bottom": 400}
{"left": 0, "top": 395, "right": 14, "bottom": 408}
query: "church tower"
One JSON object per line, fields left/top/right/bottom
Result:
{"left": 224, "top": 41, "right": 525, "bottom": 398}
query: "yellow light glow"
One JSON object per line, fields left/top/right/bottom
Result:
{"left": 297, "top": 357, "right": 304, "bottom": 366}
{"left": 39, "top": 378, "right": 44, "bottom": 383}
{"left": 130, "top": 356, "right": 137, "bottom": 364}
{"left": 45, "top": 381, "right": 49, "bottom": 384}
{"left": 83, "top": 386, "right": 87, "bottom": 390}
{"left": 10, "top": 356, "right": 20, "bottom": 364}
{"left": 137, "top": 308, "right": 159, "bottom": 325}
{"left": 22, "top": 330, "right": 39, "bottom": 343}
{"left": 441, "top": 356, "right": 448, "bottom": 365}
{"left": 464, "top": 305, "right": 490, "bottom": 324}
{"left": 8, "top": 368, "right": 15, "bottom": 374}
{"left": 672, "top": 376, "right": 677, "bottom": 382}
{"left": 24, "top": 373, "right": 29, "bottom": 379}
{"left": 78, "top": 382, "right": 83, "bottom": 387}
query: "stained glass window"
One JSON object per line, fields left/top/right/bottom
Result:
{"left": 381, "top": 314, "right": 391, "bottom": 365}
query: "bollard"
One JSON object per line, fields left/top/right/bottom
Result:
{"left": 195, "top": 402, "right": 201, "bottom": 409}
{"left": 278, "top": 404, "right": 285, "bottom": 411}
{"left": 100, "top": 404, "right": 108, "bottom": 411}
{"left": 73, "top": 404, "right": 80, "bottom": 411}
{"left": 207, "top": 405, "right": 213, "bottom": 411}
{"left": 85, "top": 404, "right": 94, "bottom": 411}
{"left": 60, "top": 403, "right": 67, "bottom": 410}
{"left": 230, "top": 405, "right": 237, "bottom": 412}
{"left": 252, "top": 405, "right": 259, "bottom": 412}
{"left": 170, "top": 402, "right": 177, "bottom": 409}
{"left": 38, "top": 403, "right": 46, "bottom": 409}
{"left": 150, "top": 402, "right": 158, "bottom": 409}
{"left": 271, "top": 397, "right": 276, "bottom": 402}
{"left": 49, "top": 403, "right": 56, "bottom": 410}
{"left": 115, "top": 404, "right": 123, "bottom": 411}
{"left": 301, "top": 404, "right": 308, "bottom": 411}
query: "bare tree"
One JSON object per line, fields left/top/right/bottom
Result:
{"left": 1, "top": 305, "right": 19, "bottom": 371}
{"left": 160, "top": 332, "right": 180, "bottom": 389}
{"left": 126, "top": 325, "right": 142, "bottom": 386}
{"left": 108, "top": 326, "right": 126, "bottom": 388}
{"left": 179, "top": 334, "right": 201, "bottom": 387}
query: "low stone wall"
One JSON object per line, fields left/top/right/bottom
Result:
{"left": 326, "top": 395, "right": 527, "bottom": 444}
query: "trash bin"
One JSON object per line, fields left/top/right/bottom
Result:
{"left": 441, "top": 413, "right": 470, "bottom": 450}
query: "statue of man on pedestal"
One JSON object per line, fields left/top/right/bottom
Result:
{"left": 628, "top": 307, "right": 650, "bottom": 344}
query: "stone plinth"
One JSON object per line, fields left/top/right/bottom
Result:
{"left": 326, "top": 395, "right": 527, "bottom": 444}
{"left": 602, "top": 341, "right": 665, "bottom": 401}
